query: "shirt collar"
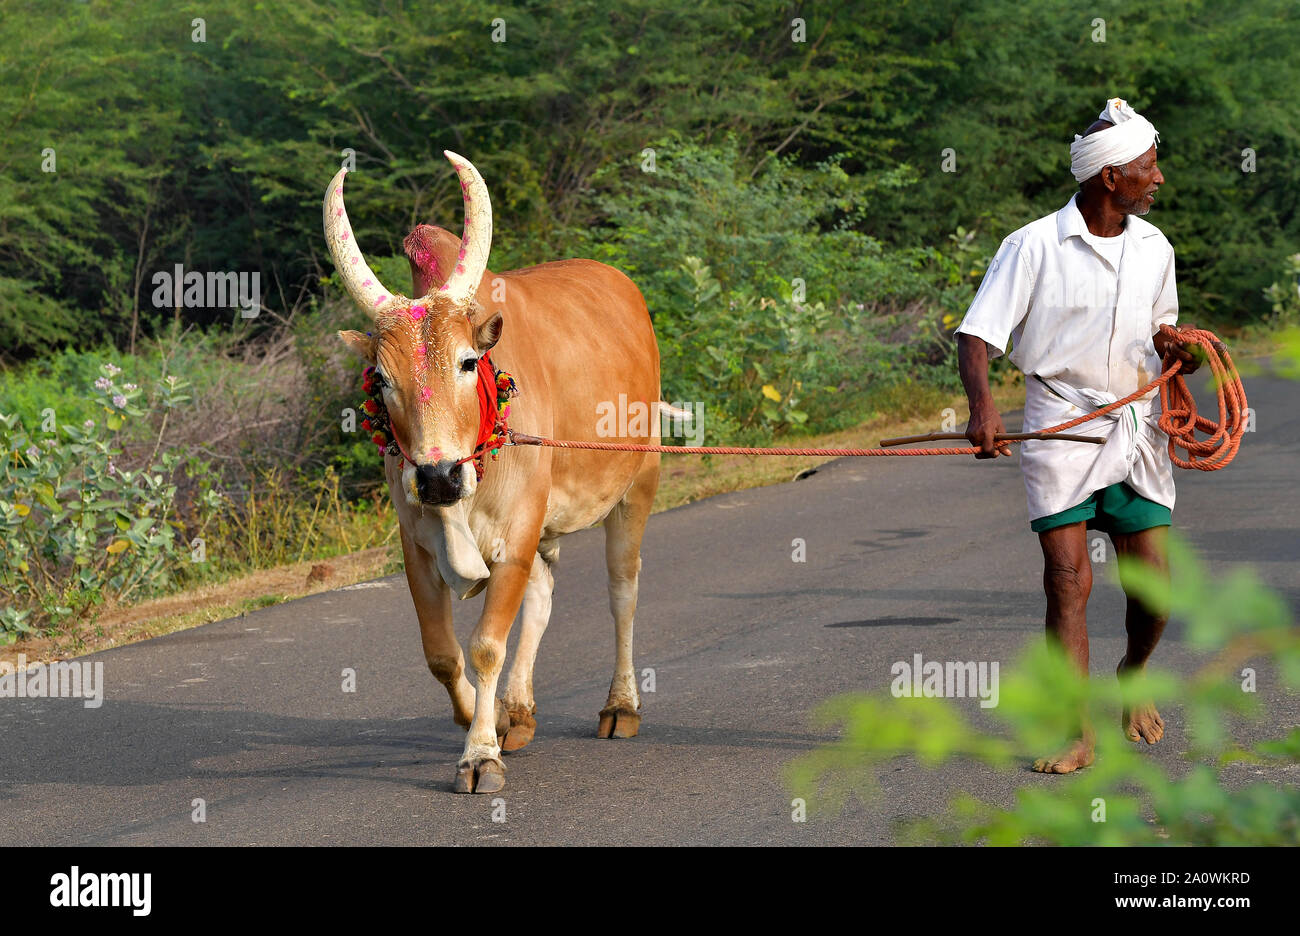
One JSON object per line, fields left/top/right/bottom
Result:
{"left": 1057, "top": 192, "right": 1160, "bottom": 244}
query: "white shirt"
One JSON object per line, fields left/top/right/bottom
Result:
{"left": 955, "top": 193, "right": 1179, "bottom": 521}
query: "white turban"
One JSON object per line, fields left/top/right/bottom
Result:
{"left": 1069, "top": 98, "right": 1160, "bottom": 182}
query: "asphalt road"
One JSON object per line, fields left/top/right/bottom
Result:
{"left": 2, "top": 368, "right": 1296, "bottom": 846}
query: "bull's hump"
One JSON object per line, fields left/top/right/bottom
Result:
{"left": 404, "top": 224, "right": 463, "bottom": 296}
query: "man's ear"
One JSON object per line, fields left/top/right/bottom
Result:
{"left": 338, "top": 329, "right": 377, "bottom": 362}
{"left": 471, "top": 311, "right": 503, "bottom": 353}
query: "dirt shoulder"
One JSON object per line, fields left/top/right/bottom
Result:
{"left": 3, "top": 548, "right": 395, "bottom": 668}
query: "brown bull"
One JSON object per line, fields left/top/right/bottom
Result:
{"left": 323, "top": 152, "right": 661, "bottom": 793}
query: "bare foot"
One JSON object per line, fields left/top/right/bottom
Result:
{"left": 1117, "top": 657, "right": 1165, "bottom": 744}
{"left": 1032, "top": 735, "right": 1095, "bottom": 774}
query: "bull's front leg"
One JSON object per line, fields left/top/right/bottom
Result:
{"left": 454, "top": 540, "right": 538, "bottom": 794}
{"left": 399, "top": 527, "right": 477, "bottom": 727}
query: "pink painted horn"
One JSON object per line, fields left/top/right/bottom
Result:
{"left": 323, "top": 168, "right": 401, "bottom": 317}
{"left": 425, "top": 151, "right": 493, "bottom": 304}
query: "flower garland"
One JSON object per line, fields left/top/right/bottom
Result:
{"left": 359, "top": 358, "right": 518, "bottom": 481}
{"left": 479, "top": 367, "right": 519, "bottom": 477}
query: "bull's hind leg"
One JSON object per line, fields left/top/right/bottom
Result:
{"left": 598, "top": 454, "right": 660, "bottom": 739}
{"left": 501, "top": 550, "right": 555, "bottom": 752}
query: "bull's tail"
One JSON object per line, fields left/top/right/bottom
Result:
{"left": 656, "top": 401, "right": 694, "bottom": 421}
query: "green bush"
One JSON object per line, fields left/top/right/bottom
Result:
{"left": 0, "top": 364, "right": 220, "bottom": 639}
{"left": 569, "top": 139, "right": 966, "bottom": 439}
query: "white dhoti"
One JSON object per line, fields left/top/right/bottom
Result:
{"left": 1020, "top": 375, "right": 1175, "bottom": 522}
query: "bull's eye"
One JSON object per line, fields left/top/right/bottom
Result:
{"left": 374, "top": 370, "right": 390, "bottom": 389}
{"left": 460, "top": 356, "right": 478, "bottom": 374}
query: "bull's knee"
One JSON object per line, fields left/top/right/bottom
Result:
{"left": 426, "top": 654, "right": 463, "bottom": 687}
{"left": 469, "top": 637, "right": 505, "bottom": 679}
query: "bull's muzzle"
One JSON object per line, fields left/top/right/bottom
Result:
{"left": 415, "top": 459, "right": 466, "bottom": 506}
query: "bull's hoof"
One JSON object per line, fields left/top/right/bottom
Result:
{"left": 453, "top": 757, "right": 506, "bottom": 794}
{"left": 502, "top": 706, "right": 537, "bottom": 752}
{"left": 597, "top": 705, "right": 640, "bottom": 739}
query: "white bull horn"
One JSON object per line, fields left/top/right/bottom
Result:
{"left": 426, "top": 151, "right": 493, "bottom": 304}
{"left": 323, "top": 168, "right": 401, "bottom": 317}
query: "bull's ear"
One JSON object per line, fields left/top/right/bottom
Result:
{"left": 472, "top": 311, "right": 503, "bottom": 353}
{"left": 337, "top": 329, "right": 377, "bottom": 362}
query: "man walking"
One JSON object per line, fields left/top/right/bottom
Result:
{"left": 955, "top": 98, "right": 1203, "bottom": 773}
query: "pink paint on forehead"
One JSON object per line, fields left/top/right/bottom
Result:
{"left": 409, "top": 305, "right": 426, "bottom": 320}
{"left": 419, "top": 387, "right": 433, "bottom": 403}
{"left": 427, "top": 445, "right": 443, "bottom": 460}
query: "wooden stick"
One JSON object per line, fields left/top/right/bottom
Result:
{"left": 878, "top": 431, "right": 1104, "bottom": 447}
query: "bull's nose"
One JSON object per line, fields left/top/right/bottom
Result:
{"left": 415, "top": 460, "right": 465, "bottom": 505}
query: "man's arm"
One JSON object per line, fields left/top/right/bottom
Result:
{"left": 1149, "top": 243, "right": 1201, "bottom": 374}
{"left": 958, "top": 332, "right": 1012, "bottom": 458}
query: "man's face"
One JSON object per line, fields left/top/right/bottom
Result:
{"left": 1110, "top": 144, "right": 1164, "bottom": 216}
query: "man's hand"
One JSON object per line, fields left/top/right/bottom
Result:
{"left": 958, "top": 332, "right": 1013, "bottom": 459}
{"left": 965, "top": 399, "right": 1012, "bottom": 459}
{"left": 1155, "top": 324, "right": 1205, "bottom": 375}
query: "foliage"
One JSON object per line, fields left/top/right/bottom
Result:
{"left": 867, "top": 0, "right": 1300, "bottom": 323}
{"left": 1262, "top": 253, "right": 1300, "bottom": 331}
{"left": 576, "top": 139, "right": 954, "bottom": 438}
{"left": 0, "top": 337, "right": 397, "bottom": 640}
{"left": 2, "top": 0, "right": 1297, "bottom": 361}
{"left": 785, "top": 534, "right": 1300, "bottom": 844}
{"left": 0, "top": 363, "right": 218, "bottom": 638}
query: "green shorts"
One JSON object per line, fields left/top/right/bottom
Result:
{"left": 1030, "top": 481, "right": 1172, "bottom": 535}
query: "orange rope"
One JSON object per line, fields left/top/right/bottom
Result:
{"left": 505, "top": 325, "right": 1246, "bottom": 469}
